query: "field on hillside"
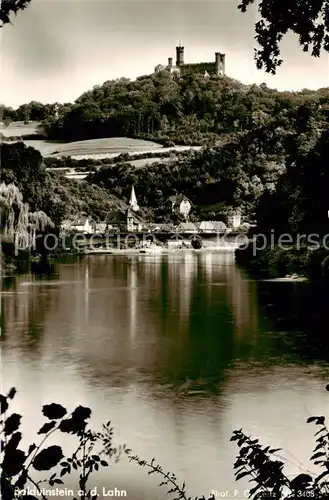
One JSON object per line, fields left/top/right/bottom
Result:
{"left": 1, "top": 121, "right": 41, "bottom": 136}
{"left": 24, "top": 140, "right": 62, "bottom": 155}
{"left": 128, "top": 157, "right": 172, "bottom": 168}
{"left": 50, "top": 137, "right": 162, "bottom": 157}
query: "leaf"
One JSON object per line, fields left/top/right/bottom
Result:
{"left": 33, "top": 445, "right": 64, "bottom": 471}
{"left": 72, "top": 405, "right": 91, "bottom": 421}
{"left": 235, "top": 471, "right": 250, "bottom": 481}
{"left": 100, "top": 460, "right": 109, "bottom": 466}
{"left": 59, "top": 417, "right": 86, "bottom": 434}
{"left": 4, "top": 413, "right": 21, "bottom": 435}
{"left": 315, "top": 470, "right": 329, "bottom": 483}
{"left": 42, "top": 403, "right": 67, "bottom": 420}
{"left": 307, "top": 415, "right": 326, "bottom": 425}
{"left": 7, "top": 431, "right": 22, "bottom": 451}
{"left": 7, "top": 388, "right": 17, "bottom": 400}
{"left": 311, "top": 452, "right": 326, "bottom": 460}
{"left": 2, "top": 449, "right": 26, "bottom": 477}
{"left": 38, "top": 421, "right": 56, "bottom": 434}
{"left": 307, "top": 416, "right": 318, "bottom": 423}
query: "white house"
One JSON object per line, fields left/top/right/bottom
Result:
{"left": 167, "top": 195, "right": 192, "bottom": 219}
{"left": 60, "top": 220, "right": 73, "bottom": 233}
{"left": 198, "top": 221, "right": 216, "bottom": 233}
{"left": 176, "top": 222, "right": 198, "bottom": 233}
{"left": 211, "top": 221, "right": 227, "bottom": 233}
{"left": 94, "top": 222, "right": 107, "bottom": 234}
{"left": 227, "top": 209, "right": 241, "bottom": 229}
{"left": 71, "top": 217, "right": 94, "bottom": 234}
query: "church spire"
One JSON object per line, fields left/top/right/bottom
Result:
{"left": 129, "top": 186, "right": 139, "bottom": 211}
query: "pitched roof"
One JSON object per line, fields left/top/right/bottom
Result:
{"left": 176, "top": 222, "right": 197, "bottom": 231}
{"left": 160, "top": 223, "right": 175, "bottom": 231}
{"left": 198, "top": 221, "right": 215, "bottom": 230}
{"left": 106, "top": 210, "right": 127, "bottom": 223}
{"left": 72, "top": 217, "right": 89, "bottom": 226}
{"left": 210, "top": 221, "right": 227, "bottom": 231}
{"left": 168, "top": 194, "right": 191, "bottom": 205}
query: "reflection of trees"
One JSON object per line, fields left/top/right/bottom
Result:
{"left": 6, "top": 254, "right": 315, "bottom": 395}
{"left": 257, "top": 281, "right": 329, "bottom": 362}
{"left": 73, "top": 253, "right": 262, "bottom": 390}
{"left": 1, "top": 274, "right": 55, "bottom": 346}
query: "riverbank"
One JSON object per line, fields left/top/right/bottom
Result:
{"left": 83, "top": 243, "right": 239, "bottom": 255}
{"left": 1, "top": 240, "right": 82, "bottom": 276}
{"left": 235, "top": 241, "right": 329, "bottom": 282}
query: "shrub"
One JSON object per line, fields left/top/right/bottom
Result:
{"left": 232, "top": 384, "right": 329, "bottom": 499}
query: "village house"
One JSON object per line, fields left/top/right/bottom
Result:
{"left": 167, "top": 194, "right": 192, "bottom": 219}
{"left": 197, "top": 221, "right": 216, "bottom": 233}
{"left": 60, "top": 217, "right": 94, "bottom": 234}
{"left": 148, "top": 223, "right": 175, "bottom": 233}
{"left": 176, "top": 222, "right": 198, "bottom": 233}
{"left": 210, "top": 221, "right": 228, "bottom": 233}
{"left": 105, "top": 209, "right": 143, "bottom": 233}
{"left": 226, "top": 209, "right": 242, "bottom": 229}
{"left": 106, "top": 210, "right": 127, "bottom": 232}
{"left": 93, "top": 222, "right": 107, "bottom": 234}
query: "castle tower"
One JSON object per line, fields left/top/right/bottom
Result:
{"left": 129, "top": 186, "right": 139, "bottom": 212}
{"left": 168, "top": 57, "right": 173, "bottom": 68}
{"left": 176, "top": 45, "right": 184, "bottom": 67}
{"left": 215, "top": 52, "right": 225, "bottom": 76}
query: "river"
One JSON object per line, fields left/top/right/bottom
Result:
{"left": 1, "top": 252, "right": 329, "bottom": 500}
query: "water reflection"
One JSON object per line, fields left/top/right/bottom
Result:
{"left": 3, "top": 253, "right": 328, "bottom": 388}
{"left": 2, "top": 253, "right": 329, "bottom": 500}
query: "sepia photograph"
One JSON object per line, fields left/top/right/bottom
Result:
{"left": 1, "top": 0, "right": 329, "bottom": 499}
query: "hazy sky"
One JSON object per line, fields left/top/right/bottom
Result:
{"left": 1, "top": 0, "right": 329, "bottom": 108}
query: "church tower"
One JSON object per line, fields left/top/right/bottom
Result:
{"left": 129, "top": 186, "right": 139, "bottom": 212}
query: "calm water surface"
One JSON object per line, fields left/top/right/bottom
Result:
{"left": 2, "top": 252, "right": 329, "bottom": 499}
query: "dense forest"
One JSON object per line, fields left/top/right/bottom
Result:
{"left": 2, "top": 72, "right": 329, "bottom": 146}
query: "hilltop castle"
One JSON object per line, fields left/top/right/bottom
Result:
{"left": 154, "top": 45, "right": 225, "bottom": 77}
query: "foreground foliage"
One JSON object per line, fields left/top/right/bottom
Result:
{"left": 0, "top": 0, "right": 31, "bottom": 27}
{"left": 239, "top": 0, "right": 329, "bottom": 74}
{"left": 0, "top": 388, "right": 214, "bottom": 500}
{"left": 1, "top": 385, "right": 329, "bottom": 499}
{"left": 232, "top": 384, "right": 329, "bottom": 499}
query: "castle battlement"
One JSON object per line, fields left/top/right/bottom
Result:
{"left": 154, "top": 45, "right": 225, "bottom": 77}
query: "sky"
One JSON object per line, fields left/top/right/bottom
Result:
{"left": 1, "top": 0, "right": 329, "bottom": 108}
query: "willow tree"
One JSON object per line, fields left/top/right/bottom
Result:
{"left": 0, "top": 183, "right": 28, "bottom": 243}
{"left": 28, "top": 210, "right": 54, "bottom": 248}
{"left": 0, "top": 182, "right": 53, "bottom": 253}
